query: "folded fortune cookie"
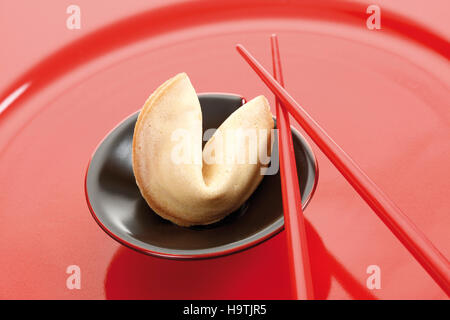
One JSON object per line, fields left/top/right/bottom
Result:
{"left": 132, "top": 73, "right": 274, "bottom": 226}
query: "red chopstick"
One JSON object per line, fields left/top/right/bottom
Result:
{"left": 271, "top": 34, "right": 314, "bottom": 300}
{"left": 236, "top": 43, "right": 450, "bottom": 296}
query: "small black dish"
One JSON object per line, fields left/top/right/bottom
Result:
{"left": 85, "top": 93, "right": 318, "bottom": 259}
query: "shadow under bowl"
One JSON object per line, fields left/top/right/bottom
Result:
{"left": 85, "top": 93, "right": 318, "bottom": 259}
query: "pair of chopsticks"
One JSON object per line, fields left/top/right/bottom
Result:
{"left": 237, "top": 36, "right": 450, "bottom": 299}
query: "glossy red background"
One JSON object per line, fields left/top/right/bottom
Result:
{"left": 0, "top": 0, "right": 449, "bottom": 299}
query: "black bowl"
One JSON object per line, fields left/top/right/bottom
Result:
{"left": 85, "top": 93, "right": 318, "bottom": 259}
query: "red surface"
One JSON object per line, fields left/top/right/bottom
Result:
{"left": 237, "top": 43, "right": 450, "bottom": 295}
{"left": 0, "top": 0, "right": 449, "bottom": 299}
{"left": 271, "top": 35, "right": 314, "bottom": 299}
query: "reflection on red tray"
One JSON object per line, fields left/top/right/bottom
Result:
{"left": 0, "top": 0, "right": 448, "bottom": 299}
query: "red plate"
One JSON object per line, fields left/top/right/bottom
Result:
{"left": 0, "top": 0, "right": 449, "bottom": 299}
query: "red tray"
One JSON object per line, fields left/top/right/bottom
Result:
{"left": 0, "top": 0, "right": 448, "bottom": 299}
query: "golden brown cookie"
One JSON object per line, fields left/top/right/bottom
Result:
{"left": 132, "top": 73, "right": 274, "bottom": 226}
